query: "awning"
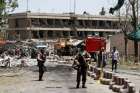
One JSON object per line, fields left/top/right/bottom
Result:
{"left": 127, "top": 31, "right": 140, "bottom": 41}
{"left": 67, "top": 40, "right": 84, "bottom": 46}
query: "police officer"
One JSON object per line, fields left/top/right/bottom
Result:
{"left": 37, "top": 49, "right": 46, "bottom": 81}
{"left": 73, "top": 44, "right": 91, "bottom": 88}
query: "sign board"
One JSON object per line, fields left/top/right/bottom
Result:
{"left": 85, "top": 36, "right": 106, "bottom": 52}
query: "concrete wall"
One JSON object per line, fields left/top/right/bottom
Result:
{"left": 110, "top": 33, "right": 140, "bottom": 58}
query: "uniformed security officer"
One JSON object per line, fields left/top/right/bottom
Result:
{"left": 37, "top": 49, "right": 46, "bottom": 81}
{"left": 73, "top": 44, "right": 91, "bottom": 88}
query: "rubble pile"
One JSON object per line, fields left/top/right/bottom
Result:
{"left": 0, "top": 39, "right": 76, "bottom": 68}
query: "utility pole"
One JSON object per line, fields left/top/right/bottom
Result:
{"left": 27, "top": 0, "right": 29, "bottom": 11}
{"left": 69, "top": 0, "right": 72, "bottom": 13}
{"left": 137, "top": 0, "right": 138, "bottom": 23}
{"left": 74, "top": 0, "right": 76, "bottom": 13}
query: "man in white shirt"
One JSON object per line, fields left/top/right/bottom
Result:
{"left": 111, "top": 47, "right": 120, "bottom": 72}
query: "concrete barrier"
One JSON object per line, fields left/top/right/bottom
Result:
{"left": 128, "top": 83, "right": 136, "bottom": 93}
{"left": 87, "top": 66, "right": 137, "bottom": 93}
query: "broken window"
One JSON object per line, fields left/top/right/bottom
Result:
{"left": 39, "top": 19, "right": 48, "bottom": 27}
{"left": 62, "top": 19, "right": 69, "bottom": 27}
{"left": 48, "top": 31, "right": 53, "bottom": 37}
{"left": 15, "top": 18, "right": 27, "bottom": 27}
{"left": 32, "top": 31, "right": 38, "bottom": 39}
{"left": 47, "top": 19, "right": 54, "bottom": 26}
{"left": 31, "top": 18, "right": 40, "bottom": 27}
{"left": 39, "top": 30, "right": 44, "bottom": 38}
{"left": 63, "top": 31, "right": 69, "bottom": 37}
{"left": 99, "top": 20, "right": 105, "bottom": 28}
{"left": 92, "top": 20, "right": 97, "bottom": 28}
{"left": 105, "top": 21, "right": 111, "bottom": 29}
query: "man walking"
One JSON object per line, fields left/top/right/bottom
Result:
{"left": 73, "top": 44, "right": 91, "bottom": 88}
{"left": 37, "top": 49, "right": 46, "bottom": 81}
{"left": 111, "top": 47, "right": 119, "bottom": 72}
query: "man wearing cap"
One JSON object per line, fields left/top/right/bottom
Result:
{"left": 73, "top": 44, "right": 91, "bottom": 88}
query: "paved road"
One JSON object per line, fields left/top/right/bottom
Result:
{"left": 0, "top": 63, "right": 114, "bottom": 93}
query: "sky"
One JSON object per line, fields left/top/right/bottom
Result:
{"left": 14, "top": 0, "right": 117, "bottom": 15}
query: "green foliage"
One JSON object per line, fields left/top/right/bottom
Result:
{"left": 0, "top": 0, "right": 18, "bottom": 28}
{"left": 0, "top": 0, "right": 18, "bottom": 15}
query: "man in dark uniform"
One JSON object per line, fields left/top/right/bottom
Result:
{"left": 37, "top": 49, "right": 46, "bottom": 81}
{"left": 97, "top": 47, "right": 107, "bottom": 68}
{"left": 73, "top": 44, "right": 91, "bottom": 88}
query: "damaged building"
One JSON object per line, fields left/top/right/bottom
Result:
{"left": 7, "top": 12, "right": 122, "bottom": 40}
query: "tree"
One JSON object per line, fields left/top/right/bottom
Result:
{"left": 110, "top": 0, "right": 139, "bottom": 63}
{"left": 128, "top": 0, "right": 139, "bottom": 63}
{"left": 0, "top": 0, "right": 18, "bottom": 29}
{"left": 99, "top": 7, "right": 106, "bottom": 15}
{"left": 119, "top": 1, "right": 132, "bottom": 62}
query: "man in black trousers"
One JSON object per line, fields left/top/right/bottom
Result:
{"left": 73, "top": 44, "right": 91, "bottom": 88}
{"left": 111, "top": 47, "right": 120, "bottom": 72}
{"left": 37, "top": 49, "right": 46, "bottom": 81}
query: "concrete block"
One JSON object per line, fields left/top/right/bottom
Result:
{"left": 112, "top": 85, "right": 123, "bottom": 92}
{"left": 100, "top": 78, "right": 111, "bottom": 85}
{"left": 103, "top": 71, "right": 112, "bottom": 79}
{"left": 119, "top": 88, "right": 128, "bottom": 93}
{"left": 109, "top": 81, "right": 115, "bottom": 89}
{"left": 128, "top": 83, "right": 136, "bottom": 93}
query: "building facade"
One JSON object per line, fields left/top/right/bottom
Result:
{"left": 7, "top": 12, "right": 122, "bottom": 40}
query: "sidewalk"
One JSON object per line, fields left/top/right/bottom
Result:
{"left": 103, "top": 67, "right": 140, "bottom": 92}
{"left": 104, "top": 67, "right": 140, "bottom": 76}
{"left": 0, "top": 63, "right": 114, "bottom": 93}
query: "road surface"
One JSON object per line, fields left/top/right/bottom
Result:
{"left": 0, "top": 63, "right": 114, "bottom": 93}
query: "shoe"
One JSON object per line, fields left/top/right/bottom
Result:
{"left": 82, "top": 85, "right": 87, "bottom": 88}
{"left": 38, "top": 79, "right": 43, "bottom": 81}
{"left": 76, "top": 83, "right": 80, "bottom": 88}
{"left": 76, "top": 86, "right": 79, "bottom": 88}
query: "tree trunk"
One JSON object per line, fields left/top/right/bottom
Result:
{"left": 131, "top": 2, "right": 138, "bottom": 63}
{"left": 124, "top": 35, "right": 128, "bottom": 62}
{"left": 134, "top": 41, "right": 138, "bottom": 63}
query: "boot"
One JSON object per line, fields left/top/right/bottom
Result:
{"left": 39, "top": 73, "right": 43, "bottom": 81}
{"left": 82, "top": 83, "right": 87, "bottom": 88}
{"left": 76, "top": 82, "right": 80, "bottom": 88}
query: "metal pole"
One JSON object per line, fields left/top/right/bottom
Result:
{"left": 137, "top": 0, "right": 139, "bottom": 24}
{"left": 27, "top": 0, "right": 29, "bottom": 11}
{"left": 74, "top": 0, "right": 76, "bottom": 13}
{"left": 69, "top": 0, "right": 71, "bottom": 12}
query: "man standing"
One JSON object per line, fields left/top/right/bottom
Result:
{"left": 37, "top": 49, "right": 46, "bottom": 81}
{"left": 111, "top": 47, "right": 120, "bottom": 72}
{"left": 97, "top": 47, "right": 107, "bottom": 68}
{"left": 73, "top": 44, "right": 91, "bottom": 88}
